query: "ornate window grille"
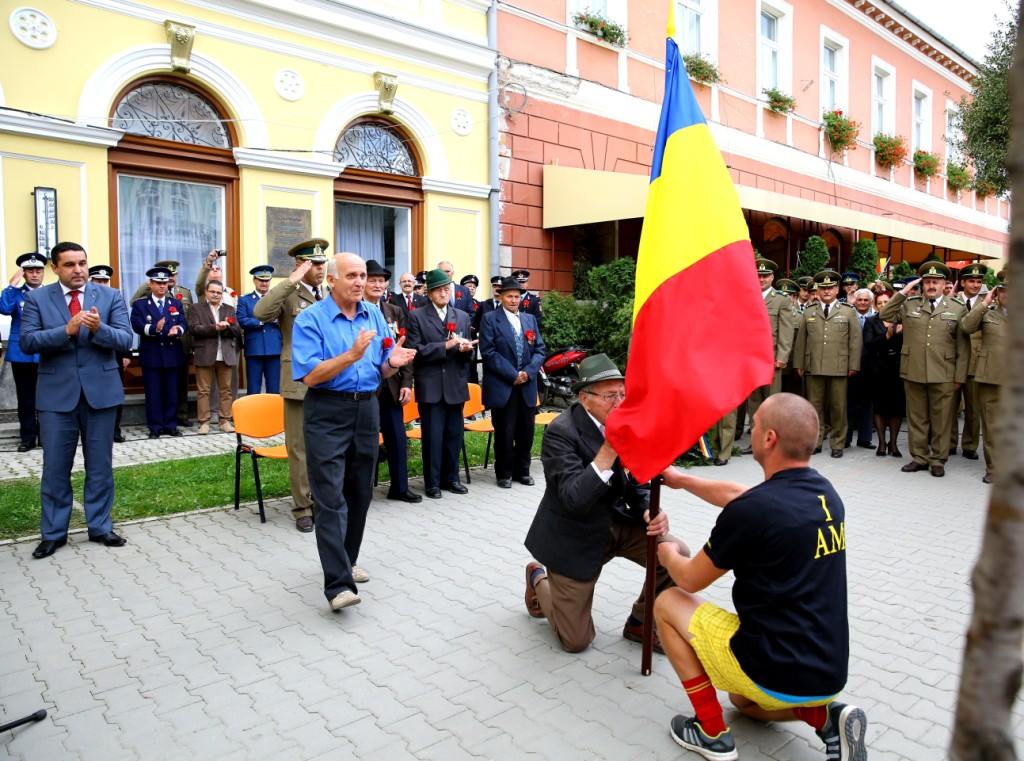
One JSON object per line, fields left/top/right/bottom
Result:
{"left": 112, "top": 82, "right": 231, "bottom": 149}
{"left": 335, "top": 121, "right": 416, "bottom": 176}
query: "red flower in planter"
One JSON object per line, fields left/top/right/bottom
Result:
{"left": 382, "top": 337, "right": 394, "bottom": 349}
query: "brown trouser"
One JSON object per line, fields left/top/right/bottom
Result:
{"left": 904, "top": 380, "right": 955, "bottom": 467}
{"left": 747, "top": 368, "right": 783, "bottom": 422}
{"left": 534, "top": 524, "right": 690, "bottom": 653}
{"left": 976, "top": 382, "right": 1001, "bottom": 476}
{"left": 806, "top": 375, "right": 848, "bottom": 451}
{"left": 196, "top": 362, "right": 234, "bottom": 423}
{"left": 949, "top": 379, "right": 980, "bottom": 454}
{"left": 284, "top": 397, "right": 313, "bottom": 518}
{"left": 712, "top": 408, "right": 738, "bottom": 463}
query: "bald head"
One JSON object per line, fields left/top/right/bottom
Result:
{"left": 754, "top": 393, "right": 819, "bottom": 463}
{"left": 330, "top": 252, "right": 367, "bottom": 307}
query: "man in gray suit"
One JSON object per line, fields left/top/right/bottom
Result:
{"left": 20, "top": 242, "right": 134, "bottom": 559}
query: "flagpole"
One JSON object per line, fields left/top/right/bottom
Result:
{"left": 641, "top": 475, "right": 663, "bottom": 675}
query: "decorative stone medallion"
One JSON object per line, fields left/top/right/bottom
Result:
{"left": 451, "top": 108, "right": 472, "bottom": 137}
{"left": 274, "top": 69, "right": 304, "bottom": 102}
{"left": 10, "top": 7, "right": 56, "bottom": 49}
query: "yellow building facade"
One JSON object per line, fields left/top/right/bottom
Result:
{"left": 0, "top": 0, "right": 494, "bottom": 306}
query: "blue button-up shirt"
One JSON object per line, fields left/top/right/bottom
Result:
{"left": 291, "top": 297, "right": 393, "bottom": 392}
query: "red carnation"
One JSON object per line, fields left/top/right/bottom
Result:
{"left": 447, "top": 322, "right": 456, "bottom": 333}
{"left": 382, "top": 337, "right": 394, "bottom": 349}
{"left": 227, "top": 316, "right": 236, "bottom": 325}
{"left": 168, "top": 306, "right": 178, "bottom": 315}
{"left": 398, "top": 327, "right": 407, "bottom": 338}
{"left": 526, "top": 330, "right": 536, "bottom": 342}
{"left": 472, "top": 302, "right": 478, "bottom": 312}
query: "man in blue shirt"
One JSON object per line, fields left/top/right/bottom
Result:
{"left": 292, "top": 252, "right": 416, "bottom": 612}
{"left": 1, "top": 252, "right": 46, "bottom": 451}
{"left": 236, "top": 264, "right": 283, "bottom": 394}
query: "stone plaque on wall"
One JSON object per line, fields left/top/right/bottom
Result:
{"left": 267, "top": 207, "right": 311, "bottom": 274}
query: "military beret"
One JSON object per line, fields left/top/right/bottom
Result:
{"left": 840, "top": 271, "right": 859, "bottom": 285}
{"left": 88, "top": 264, "right": 113, "bottom": 280}
{"left": 460, "top": 274, "right": 479, "bottom": 287}
{"left": 814, "top": 269, "right": 841, "bottom": 287}
{"left": 959, "top": 263, "right": 989, "bottom": 280}
{"left": 755, "top": 257, "right": 777, "bottom": 275}
{"left": 287, "top": 238, "right": 329, "bottom": 263}
{"left": 146, "top": 266, "right": 172, "bottom": 283}
{"left": 776, "top": 278, "right": 798, "bottom": 295}
{"left": 154, "top": 259, "right": 180, "bottom": 274}
{"left": 249, "top": 265, "right": 275, "bottom": 280}
{"left": 16, "top": 252, "right": 48, "bottom": 269}
{"left": 917, "top": 261, "right": 951, "bottom": 280}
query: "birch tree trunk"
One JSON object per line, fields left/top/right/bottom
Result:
{"left": 951, "top": 6, "right": 1024, "bottom": 758}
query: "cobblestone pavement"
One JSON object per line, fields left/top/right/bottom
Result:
{"left": 1, "top": 432, "right": 1021, "bottom": 760}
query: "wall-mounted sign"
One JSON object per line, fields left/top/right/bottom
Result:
{"left": 266, "top": 206, "right": 311, "bottom": 273}
{"left": 33, "top": 187, "right": 57, "bottom": 256}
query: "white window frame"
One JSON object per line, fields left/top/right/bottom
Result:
{"left": 675, "top": 0, "right": 719, "bottom": 62}
{"left": 819, "top": 26, "right": 849, "bottom": 115}
{"left": 944, "top": 98, "right": 961, "bottom": 166}
{"left": 572, "top": 0, "right": 609, "bottom": 15}
{"left": 870, "top": 56, "right": 896, "bottom": 137}
{"left": 911, "top": 81, "right": 932, "bottom": 153}
{"left": 757, "top": 0, "right": 793, "bottom": 97}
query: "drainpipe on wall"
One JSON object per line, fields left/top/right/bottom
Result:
{"left": 487, "top": 0, "right": 501, "bottom": 283}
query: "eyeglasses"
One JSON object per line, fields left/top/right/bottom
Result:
{"left": 585, "top": 390, "right": 626, "bottom": 402}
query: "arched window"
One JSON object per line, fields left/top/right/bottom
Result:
{"left": 112, "top": 81, "right": 231, "bottom": 149}
{"left": 335, "top": 120, "right": 417, "bottom": 176}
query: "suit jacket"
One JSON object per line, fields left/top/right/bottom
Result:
{"left": 405, "top": 303, "right": 472, "bottom": 405}
{"left": 389, "top": 291, "right": 427, "bottom": 314}
{"left": 956, "top": 295, "right": 985, "bottom": 377}
{"left": 472, "top": 298, "right": 500, "bottom": 335}
{"left": 130, "top": 296, "right": 187, "bottom": 369}
{"left": 379, "top": 300, "right": 413, "bottom": 401}
{"left": 479, "top": 308, "right": 545, "bottom": 408}
{"left": 519, "top": 290, "right": 543, "bottom": 326}
{"left": 253, "top": 279, "right": 318, "bottom": 400}
{"left": 187, "top": 301, "right": 243, "bottom": 366}
{"left": 451, "top": 283, "right": 475, "bottom": 314}
{"left": 20, "top": 282, "right": 133, "bottom": 412}
{"left": 525, "top": 403, "right": 650, "bottom": 581}
{"left": 764, "top": 290, "right": 798, "bottom": 364}
{"left": 1, "top": 284, "right": 40, "bottom": 363}
{"left": 131, "top": 282, "right": 195, "bottom": 355}
{"left": 961, "top": 301, "right": 1007, "bottom": 386}
{"left": 793, "top": 301, "right": 862, "bottom": 376}
{"left": 878, "top": 292, "right": 969, "bottom": 384}
{"left": 236, "top": 291, "right": 283, "bottom": 357}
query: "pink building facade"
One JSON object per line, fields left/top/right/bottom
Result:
{"left": 497, "top": 0, "right": 1009, "bottom": 292}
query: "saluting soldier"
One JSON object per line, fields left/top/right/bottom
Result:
{"left": 838, "top": 271, "right": 859, "bottom": 303}
{"left": 253, "top": 239, "right": 328, "bottom": 532}
{"left": 236, "top": 265, "right": 283, "bottom": 394}
{"left": 793, "top": 269, "right": 862, "bottom": 457}
{"left": 961, "top": 271, "right": 1007, "bottom": 484}
{"left": 878, "top": 262, "right": 970, "bottom": 477}
{"left": 950, "top": 262, "right": 988, "bottom": 460}
{"left": 512, "top": 269, "right": 543, "bottom": 327}
{"left": 1, "top": 252, "right": 46, "bottom": 451}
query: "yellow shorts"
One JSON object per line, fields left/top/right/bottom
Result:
{"left": 687, "top": 602, "right": 836, "bottom": 712}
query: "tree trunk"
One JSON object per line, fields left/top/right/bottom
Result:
{"left": 951, "top": 6, "right": 1024, "bottom": 759}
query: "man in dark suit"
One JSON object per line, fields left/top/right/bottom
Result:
{"left": 131, "top": 267, "right": 187, "bottom": 438}
{"left": 523, "top": 354, "right": 689, "bottom": 653}
{"left": 20, "top": 242, "right": 134, "bottom": 559}
{"left": 390, "top": 271, "right": 427, "bottom": 313}
{"left": 461, "top": 274, "right": 482, "bottom": 384}
{"left": 471, "top": 275, "right": 502, "bottom": 337}
{"left": 365, "top": 260, "right": 420, "bottom": 503}
{"left": 236, "top": 264, "right": 283, "bottom": 394}
{"left": 512, "top": 269, "right": 543, "bottom": 326}
{"left": 480, "top": 276, "right": 546, "bottom": 488}
{"left": 405, "top": 268, "right": 475, "bottom": 499}
{"left": 436, "top": 260, "right": 475, "bottom": 313}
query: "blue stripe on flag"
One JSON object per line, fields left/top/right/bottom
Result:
{"left": 649, "top": 38, "right": 707, "bottom": 185}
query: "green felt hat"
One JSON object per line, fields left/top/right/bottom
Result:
{"left": 288, "top": 238, "right": 329, "bottom": 263}
{"left": 573, "top": 353, "right": 625, "bottom": 394}
{"left": 425, "top": 268, "right": 452, "bottom": 291}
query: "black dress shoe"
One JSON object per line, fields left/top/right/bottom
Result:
{"left": 295, "top": 516, "right": 314, "bottom": 533}
{"left": 177, "top": 417, "right": 192, "bottom": 428}
{"left": 148, "top": 431, "right": 160, "bottom": 439}
{"left": 17, "top": 442, "right": 34, "bottom": 453}
{"left": 875, "top": 443, "right": 887, "bottom": 457}
{"left": 497, "top": 478, "right": 512, "bottom": 488}
{"left": 813, "top": 446, "right": 822, "bottom": 454}
{"left": 830, "top": 449, "right": 843, "bottom": 458}
{"left": 88, "top": 531, "right": 126, "bottom": 547}
{"left": 713, "top": 458, "right": 728, "bottom": 466}
{"left": 164, "top": 429, "right": 183, "bottom": 437}
{"left": 856, "top": 440, "right": 874, "bottom": 449}
{"left": 425, "top": 487, "right": 442, "bottom": 499}
{"left": 443, "top": 482, "right": 468, "bottom": 495}
{"left": 930, "top": 465, "right": 946, "bottom": 478}
{"left": 517, "top": 476, "right": 535, "bottom": 486}
{"left": 387, "top": 490, "right": 423, "bottom": 503}
{"left": 962, "top": 450, "right": 979, "bottom": 460}
{"left": 902, "top": 461, "right": 928, "bottom": 473}
{"left": 113, "top": 430, "right": 126, "bottom": 444}
{"left": 890, "top": 446, "right": 903, "bottom": 458}
{"left": 32, "top": 538, "right": 67, "bottom": 559}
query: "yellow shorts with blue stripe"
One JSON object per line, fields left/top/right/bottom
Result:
{"left": 687, "top": 602, "right": 837, "bottom": 712}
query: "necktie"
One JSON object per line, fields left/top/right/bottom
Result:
{"left": 68, "top": 290, "right": 81, "bottom": 316}
{"left": 314, "top": 286, "right": 322, "bottom": 301}
{"left": 157, "top": 299, "right": 163, "bottom": 312}
{"left": 965, "top": 298, "right": 972, "bottom": 310}
{"left": 823, "top": 304, "right": 830, "bottom": 318}
{"left": 514, "top": 323, "right": 524, "bottom": 367}
{"left": 407, "top": 295, "right": 412, "bottom": 309}
{"left": 929, "top": 299, "right": 936, "bottom": 311}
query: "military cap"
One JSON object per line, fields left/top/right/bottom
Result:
{"left": 16, "top": 252, "right": 48, "bottom": 269}
{"left": 490, "top": 275, "right": 503, "bottom": 287}
{"left": 415, "top": 270, "right": 428, "bottom": 285}
{"left": 366, "top": 260, "right": 392, "bottom": 280}
{"left": 797, "top": 276, "right": 813, "bottom": 290}
{"left": 572, "top": 353, "right": 625, "bottom": 394}
{"left": 249, "top": 265, "right": 275, "bottom": 280}
{"left": 146, "top": 266, "right": 172, "bottom": 283}
{"left": 495, "top": 276, "right": 522, "bottom": 294}
{"left": 153, "top": 259, "right": 181, "bottom": 274}
{"left": 996, "top": 269, "right": 1007, "bottom": 288}
{"left": 917, "top": 261, "right": 951, "bottom": 280}
{"left": 511, "top": 269, "right": 530, "bottom": 282}
{"left": 287, "top": 238, "right": 329, "bottom": 263}
{"left": 814, "top": 269, "right": 841, "bottom": 287}
{"left": 88, "top": 264, "right": 113, "bottom": 281}
{"left": 959, "top": 263, "right": 989, "bottom": 280}
{"left": 424, "top": 268, "right": 452, "bottom": 291}
{"left": 840, "top": 271, "right": 859, "bottom": 285}
{"left": 776, "top": 278, "right": 798, "bottom": 295}
{"left": 460, "top": 274, "right": 479, "bottom": 287}
{"left": 755, "top": 257, "right": 777, "bottom": 275}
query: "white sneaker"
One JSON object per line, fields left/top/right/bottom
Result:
{"left": 329, "top": 590, "right": 361, "bottom": 611}
{"left": 198, "top": 422, "right": 210, "bottom": 434}
{"left": 352, "top": 565, "right": 370, "bottom": 583}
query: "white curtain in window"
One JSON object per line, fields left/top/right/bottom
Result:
{"left": 117, "top": 175, "right": 224, "bottom": 303}
{"left": 336, "top": 202, "right": 388, "bottom": 266}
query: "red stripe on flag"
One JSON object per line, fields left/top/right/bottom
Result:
{"left": 606, "top": 240, "right": 775, "bottom": 483}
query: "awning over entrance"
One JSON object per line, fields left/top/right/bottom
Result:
{"left": 542, "top": 165, "right": 1005, "bottom": 261}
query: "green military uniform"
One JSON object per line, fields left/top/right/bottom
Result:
{"left": 793, "top": 270, "right": 862, "bottom": 453}
{"left": 878, "top": 262, "right": 970, "bottom": 470}
{"left": 709, "top": 407, "right": 740, "bottom": 465}
{"left": 949, "top": 263, "right": 988, "bottom": 457}
{"left": 776, "top": 279, "right": 804, "bottom": 397}
{"left": 253, "top": 239, "right": 328, "bottom": 521}
{"left": 747, "top": 259, "right": 798, "bottom": 422}
{"left": 961, "top": 276, "right": 1007, "bottom": 482}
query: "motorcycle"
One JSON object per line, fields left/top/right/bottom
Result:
{"left": 539, "top": 346, "right": 590, "bottom": 408}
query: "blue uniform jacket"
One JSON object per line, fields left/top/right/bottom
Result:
{"left": 131, "top": 296, "right": 187, "bottom": 369}
{"left": 0, "top": 284, "right": 40, "bottom": 363}
{"left": 479, "top": 309, "right": 546, "bottom": 409}
{"left": 20, "top": 282, "right": 133, "bottom": 412}
{"left": 236, "top": 291, "right": 283, "bottom": 357}
{"left": 452, "top": 284, "right": 475, "bottom": 314}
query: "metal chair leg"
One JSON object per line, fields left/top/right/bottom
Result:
{"left": 233, "top": 445, "right": 242, "bottom": 511}
{"left": 462, "top": 443, "right": 470, "bottom": 484}
{"left": 251, "top": 453, "right": 266, "bottom": 523}
{"left": 484, "top": 432, "right": 493, "bottom": 469}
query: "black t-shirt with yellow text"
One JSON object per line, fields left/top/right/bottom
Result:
{"left": 704, "top": 467, "right": 849, "bottom": 697}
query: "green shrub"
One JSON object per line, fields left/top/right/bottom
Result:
{"left": 540, "top": 291, "right": 593, "bottom": 350}
{"left": 848, "top": 239, "right": 879, "bottom": 285}
{"left": 892, "top": 261, "right": 915, "bottom": 279}
{"left": 791, "top": 235, "right": 830, "bottom": 279}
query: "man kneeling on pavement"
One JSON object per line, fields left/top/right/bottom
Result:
{"left": 654, "top": 393, "right": 866, "bottom": 761}
{"left": 523, "top": 354, "right": 691, "bottom": 653}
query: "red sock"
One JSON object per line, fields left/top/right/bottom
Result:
{"left": 682, "top": 674, "right": 726, "bottom": 737}
{"left": 794, "top": 705, "right": 828, "bottom": 731}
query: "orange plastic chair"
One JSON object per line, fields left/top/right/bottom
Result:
{"left": 376, "top": 391, "right": 421, "bottom": 486}
{"left": 463, "top": 383, "right": 493, "bottom": 480}
{"left": 534, "top": 394, "right": 559, "bottom": 427}
{"left": 232, "top": 393, "right": 288, "bottom": 523}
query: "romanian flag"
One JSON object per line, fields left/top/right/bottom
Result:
{"left": 605, "top": 25, "right": 774, "bottom": 484}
